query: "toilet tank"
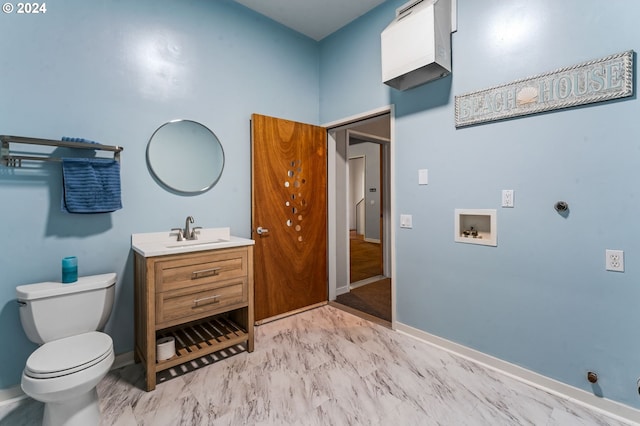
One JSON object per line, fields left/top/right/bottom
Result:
{"left": 16, "top": 273, "right": 116, "bottom": 344}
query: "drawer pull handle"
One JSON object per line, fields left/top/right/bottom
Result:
{"left": 193, "top": 294, "right": 221, "bottom": 308}
{"left": 191, "top": 267, "right": 221, "bottom": 279}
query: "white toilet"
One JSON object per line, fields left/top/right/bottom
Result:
{"left": 16, "top": 273, "right": 116, "bottom": 426}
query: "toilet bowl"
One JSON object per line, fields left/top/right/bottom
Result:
{"left": 21, "top": 332, "right": 114, "bottom": 426}
{"left": 16, "top": 273, "right": 116, "bottom": 426}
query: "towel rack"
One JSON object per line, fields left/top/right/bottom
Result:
{"left": 1, "top": 135, "right": 123, "bottom": 167}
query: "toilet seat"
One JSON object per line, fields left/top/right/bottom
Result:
{"left": 25, "top": 332, "right": 113, "bottom": 379}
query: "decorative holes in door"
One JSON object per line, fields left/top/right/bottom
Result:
{"left": 283, "top": 159, "right": 308, "bottom": 243}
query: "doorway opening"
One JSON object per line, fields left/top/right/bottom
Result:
{"left": 326, "top": 108, "right": 394, "bottom": 327}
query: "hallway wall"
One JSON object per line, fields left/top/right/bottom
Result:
{"left": 349, "top": 141, "right": 381, "bottom": 242}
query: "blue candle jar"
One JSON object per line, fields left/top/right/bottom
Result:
{"left": 62, "top": 256, "right": 78, "bottom": 284}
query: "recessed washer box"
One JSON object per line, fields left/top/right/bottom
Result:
{"left": 454, "top": 209, "right": 497, "bottom": 246}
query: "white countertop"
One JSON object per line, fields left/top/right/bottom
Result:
{"left": 131, "top": 227, "right": 254, "bottom": 257}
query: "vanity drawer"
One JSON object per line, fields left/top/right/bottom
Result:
{"left": 155, "top": 248, "right": 248, "bottom": 293}
{"left": 156, "top": 278, "right": 247, "bottom": 325}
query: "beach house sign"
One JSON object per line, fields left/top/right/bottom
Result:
{"left": 455, "top": 50, "right": 633, "bottom": 128}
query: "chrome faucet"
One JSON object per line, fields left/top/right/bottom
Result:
{"left": 171, "top": 216, "right": 200, "bottom": 241}
{"left": 184, "top": 216, "right": 194, "bottom": 239}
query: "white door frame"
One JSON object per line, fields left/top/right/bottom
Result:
{"left": 324, "top": 105, "right": 396, "bottom": 328}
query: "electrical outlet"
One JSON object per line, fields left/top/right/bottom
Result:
{"left": 605, "top": 249, "right": 624, "bottom": 272}
{"left": 501, "top": 190, "right": 514, "bottom": 208}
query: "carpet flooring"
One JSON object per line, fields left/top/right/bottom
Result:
{"left": 335, "top": 278, "right": 391, "bottom": 322}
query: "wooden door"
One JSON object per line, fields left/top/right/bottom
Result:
{"left": 251, "top": 114, "right": 327, "bottom": 322}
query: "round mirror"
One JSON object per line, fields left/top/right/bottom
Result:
{"left": 146, "top": 120, "right": 224, "bottom": 194}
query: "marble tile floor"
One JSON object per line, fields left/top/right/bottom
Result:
{"left": 0, "top": 305, "right": 636, "bottom": 426}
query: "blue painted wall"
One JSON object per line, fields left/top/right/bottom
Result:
{"left": 321, "top": 0, "right": 640, "bottom": 409}
{"left": 3, "top": 0, "right": 640, "bottom": 413}
{"left": 0, "top": 0, "right": 318, "bottom": 389}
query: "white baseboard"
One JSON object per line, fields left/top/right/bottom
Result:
{"left": 350, "top": 275, "right": 386, "bottom": 290}
{"left": 0, "top": 351, "right": 136, "bottom": 406}
{"left": 0, "top": 385, "right": 24, "bottom": 407}
{"left": 335, "top": 275, "right": 387, "bottom": 296}
{"left": 395, "top": 322, "right": 640, "bottom": 425}
{"left": 364, "top": 238, "right": 380, "bottom": 244}
{"left": 335, "top": 285, "right": 350, "bottom": 296}
{"left": 111, "top": 351, "right": 135, "bottom": 370}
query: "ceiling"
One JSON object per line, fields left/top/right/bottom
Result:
{"left": 233, "top": 0, "right": 387, "bottom": 41}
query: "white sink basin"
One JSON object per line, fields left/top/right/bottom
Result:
{"left": 165, "top": 238, "right": 229, "bottom": 248}
{"left": 131, "top": 227, "right": 253, "bottom": 257}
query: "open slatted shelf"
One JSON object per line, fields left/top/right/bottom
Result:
{"left": 155, "top": 315, "right": 248, "bottom": 371}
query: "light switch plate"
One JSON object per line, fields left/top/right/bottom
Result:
{"left": 400, "top": 214, "right": 412, "bottom": 229}
{"left": 418, "top": 169, "right": 428, "bottom": 185}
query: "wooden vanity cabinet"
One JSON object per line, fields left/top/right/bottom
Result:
{"left": 134, "top": 245, "right": 254, "bottom": 391}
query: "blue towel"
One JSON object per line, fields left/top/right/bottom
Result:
{"left": 61, "top": 158, "right": 122, "bottom": 213}
{"left": 61, "top": 136, "right": 101, "bottom": 146}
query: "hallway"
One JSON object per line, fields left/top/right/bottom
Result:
{"left": 348, "top": 231, "right": 383, "bottom": 283}
{"left": 334, "top": 231, "right": 391, "bottom": 323}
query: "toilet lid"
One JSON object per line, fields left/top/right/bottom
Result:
{"left": 25, "top": 332, "right": 113, "bottom": 379}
